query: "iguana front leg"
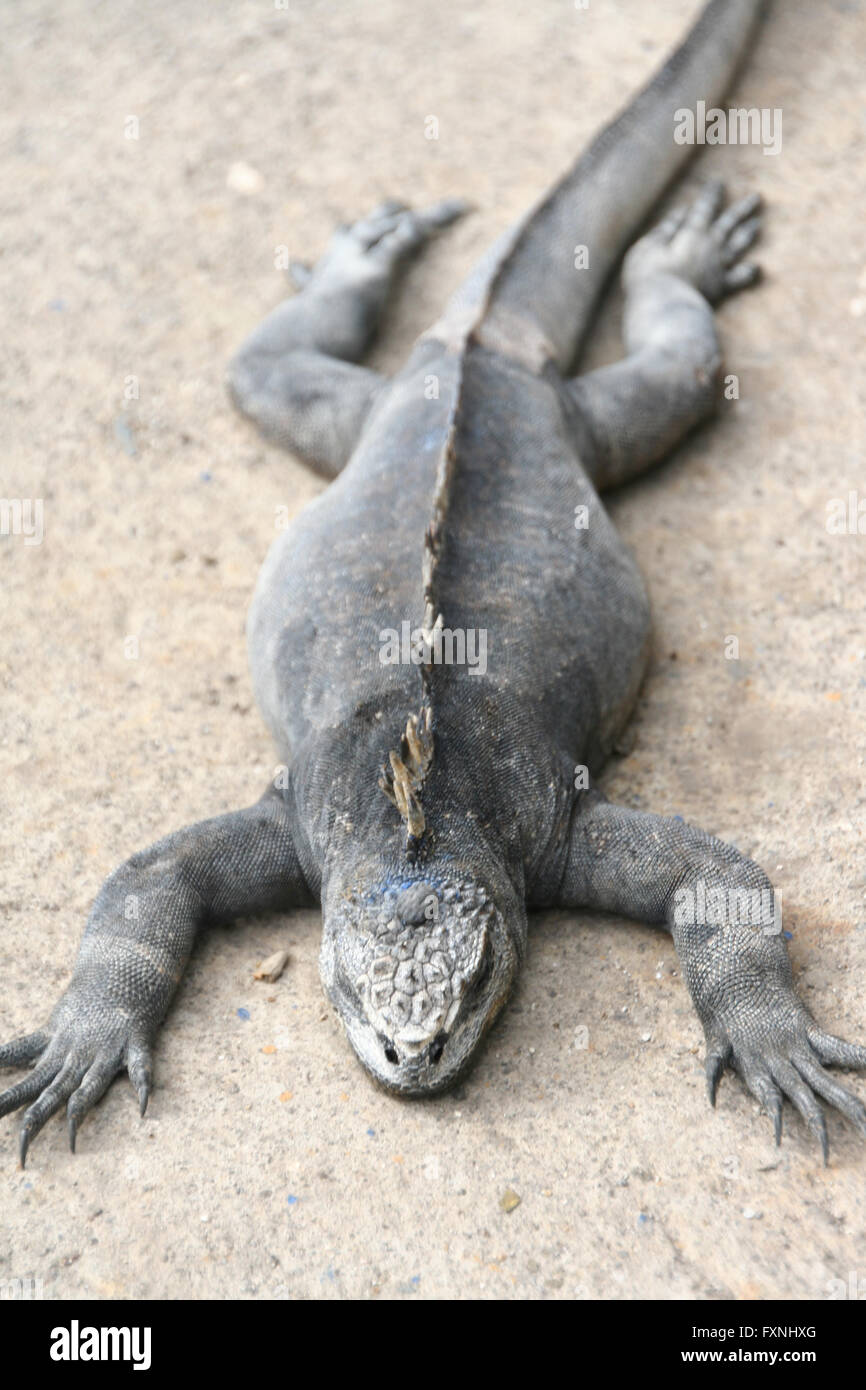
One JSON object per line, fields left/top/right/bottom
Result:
{"left": 563, "top": 181, "right": 762, "bottom": 490}
{"left": 228, "top": 197, "right": 467, "bottom": 475}
{"left": 0, "top": 787, "right": 311, "bottom": 1165}
{"left": 555, "top": 793, "right": 866, "bottom": 1159}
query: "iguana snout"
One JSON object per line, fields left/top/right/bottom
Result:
{"left": 321, "top": 872, "right": 517, "bottom": 1094}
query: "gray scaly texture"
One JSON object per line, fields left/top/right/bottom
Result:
{"left": 4, "top": 0, "right": 865, "bottom": 1167}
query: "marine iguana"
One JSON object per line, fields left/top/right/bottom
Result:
{"left": 4, "top": 0, "right": 865, "bottom": 1167}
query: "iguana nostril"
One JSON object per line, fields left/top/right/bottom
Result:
{"left": 383, "top": 1041, "right": 399, "bottom": 1065}
{"left": 428, "top": 1033, "right": 447, "bottom": 1065}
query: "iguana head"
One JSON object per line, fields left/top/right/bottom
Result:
{"left": 320, "top": 871, "right": 518, "bottom": 1093}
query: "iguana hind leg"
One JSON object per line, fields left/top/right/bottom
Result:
{"left": 471, "top": 0, "right": 766, "bottom": 372}
{"left": 0, "top": 786, "right": 310, "bottom": 1166}
{"left": 563, "top": 182, "right": 762, "bottom": 490}
{"left": 228, "top": 197, "right": 467, "bottom": 475}
{"left": 553, "top": 792, "right": 866, "bottom": 1161}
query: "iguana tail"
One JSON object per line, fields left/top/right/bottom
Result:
{"left": 472, "top": 0, "right": 769, "bottom": 372}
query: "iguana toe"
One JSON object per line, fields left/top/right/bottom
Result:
{"left": 18, "top": 1060, "right": 86, "bottom": 1169}
{"left": 790, "top": 1051, "right": 866, "bottom": 1137}
{"left": 805, "top": 1028, "right": 866, "bottom": 1070}
{"left": 0, "top": 1032, "right": 49, "bottom": 1068}
{"left": 67, "top": 1055, "right": 128, "bottom": 1152}
{"left": 765, "top": 1058, "right": 830, "bottom": 1164}
{"left": 704, "top": 1039, "right": 731, "bottom": 1106}
{"left": 128, "top": 1044, "right": 154, "bottom": 1117}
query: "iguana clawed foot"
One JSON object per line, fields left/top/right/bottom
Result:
{"left": 310, "top": 195, "right": 470, "bottom": 288}
{"left": 0, "top": 1001, "right": 153, "bottom": 1167}
{"left": 704, "top": 1007, "right": 866, "bottom": 1164}
{"left": 624, "top": 179, "right": 762, "bottom": 303}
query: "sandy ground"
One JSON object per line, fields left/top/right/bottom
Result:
{"left": 1, "top": 0, "right": 865, "bottom": 1301}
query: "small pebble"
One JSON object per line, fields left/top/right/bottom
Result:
{"left": 227, "top": 160, "right": 264, "bottom": 195}
{"left": 113, "top": 417, "right": 137, "bottom": 457}
{"left": 254, "top": 949, "right": 289, "bottom": 983}
{"left": 500, "top": 1188, "right": 521, "bottom": 1214}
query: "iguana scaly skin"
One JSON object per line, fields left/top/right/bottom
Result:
{"left": 4, "top": 0, "right": 866, "bottom": 1166}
